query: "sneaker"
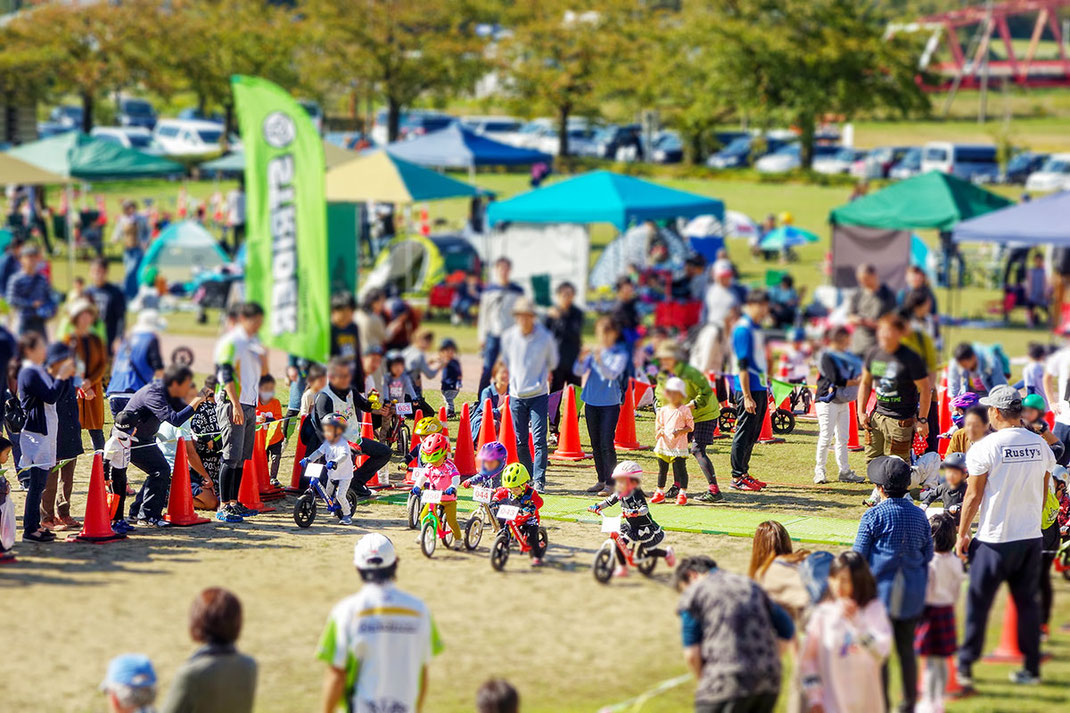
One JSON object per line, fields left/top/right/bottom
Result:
{"left": 675, "top": 491, "right": 688, "bottom": 505}
{"left": 531, "top": 557, "right": 543, "bottom": 567}
{"left": 234, "top": 504, "right": 258, "bottom": 517}
{"left": 650, "top": 489, "right": 666, "bottom": 504}
{"left": 746, "top": 475, "right": 767, "bottom": 489}
{"left": 731, "top": 478, "right": 762, "bottom": 492}
{"left": 696, "top": 488, "right": 724, "bottom": 503}
{"left": 40, "top": 518, "right": 59, "bottom": 531}
{"left": 837, "top": 470, "right": 865, "bottom": 484}
{"left": 59, "top": 515, "right": 81, "bottom": 529}
{"left": 24, "top": 529, "right": 56, "bottom": 542}
{"left": 269, "top": 478, "right": 284, "bottom": 490}
{"left": 353, "top": 485, "right": 373, "bottom": 498}
{"left": 956, "top": 664, "right": 973, "bottom": 692}
{"left": 1008, "top": 670, "right": 1041, "bottom": 686}
{"left": 813, "top": 473, "right": 828, "bottom": 484}
{"left": 340, "top": 516, "right": 353, "bottom": 525}
{"left": 613, "top": 564, "right": 628, "bottom": 578}
{"left": 597, "top": 487, "right": 613, "bottom": 497}
{"left": 665, "top": 484, "right": 680, "bottom": 499}
{"left": 215, "top": 509, "right": 243, "bottom": 523}
{"left": 586, "top": 483, "right": 604, "bottom": 494}
{"left": 664, "top": 546, "right": 677, "bottom": 567}
{"left": 145, "top": 518, "right": 170, "bottom": 528}
{"left": 547, "top": 433, "right": 559, "bottom": 448}
{"left": 533, "top": 483, "right": 546, "bottom": 494}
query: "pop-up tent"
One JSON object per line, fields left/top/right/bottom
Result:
{"left": 828, "top": 171, "right": 1011, "bottom": 289}
{"left": 201, "top": 140, "right": 356, "bottom": 175}
{"left": 8, "top": 132, "right": 183, "bottom": 179}
{"left": 0, "top": 153, "right": 71, "bottom": 185}
{"left": 952, "top": 191, "right": 1070, "bottom": 246}
{"left": 386, "top": 124, "right": 551, "bottom": 172}
{"left": 326, "top": 150, "right": 482, "bottom": 203}
{"left": 138, "top": 220, "right": 230, "bottom": 289}
{"left": 360, "top": 234, "right": 480, "bottom": 297}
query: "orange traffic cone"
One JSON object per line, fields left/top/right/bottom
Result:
{"left": 632, "top": 379, "right": 652, "bottom": 407}
{"left": 475, "top": 399, "right": 497, "bottom": 451}
{"left": 499, "top": 395, "right": 519, "bottom": 464}
{"left": 528, "top": 430, "right": 534, "bottom": 460}
{"left": 438, "top": 405, "right": 450, "bottom": 438}
{"left": 254, "top": 428, "right": 284, "bottom": 501}
{"left": 1045, "top": 411, "right": 1055, "bottom": 431}
{"left": 938, "top": 378, "right": 951, "bottom": 434}
{"left": 164, "top": 438, "right": 211, "bottom": 526}
{"left": 614, "top": 379, "right": 645, "bottom": 451}
{"left": 758, "top": 396, "right": 784, "bottom": 444}
{"left": 453, "top": 402, "right": 477, "bottom": 476}
{"left": 917, "top": 657, "right": 963, "bottom": 697}
{"left": 550, "top": 385, "right": 587, "bottom": 461}
{"left": 71, "top": 453, "right": 125, "bottom": 542}
{"left": 287, "top": 415, "right": 307, "bottom": 493}
{"left": 848, "top": 404, "right": 864, "bottom": 452}
{"left": 237, "top": 459, "right": 274, "bottom": 513}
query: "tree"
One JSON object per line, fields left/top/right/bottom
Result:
{"left": 714, "top": 0, "right": 930, "bottom": 167}
{"left": 304, "top": 0, "right": 489, "bottom": 142}
{"left": 497, "top": 0, "right": 635, "bottom": 157}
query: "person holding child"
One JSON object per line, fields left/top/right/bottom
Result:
{"left": 651, "top": 377, "right": 693, "bottom": 506}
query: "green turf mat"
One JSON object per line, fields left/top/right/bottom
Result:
{"left": 369, "top": 491, "right": 857, "bottom": 546}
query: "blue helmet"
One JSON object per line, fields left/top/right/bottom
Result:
{"left": 477, "top": 441, "right": 508, "bottom": 477}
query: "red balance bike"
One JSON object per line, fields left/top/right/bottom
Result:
{"left": 489, "top": 504, "right": 548, "bottom": 571}
{"left": 591, "top": 515, "right": 659, "bottom": 584}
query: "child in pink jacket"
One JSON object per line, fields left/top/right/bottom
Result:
{"left": 651, "top": 377, "right": 693, "bottom": 506}
{"left": 410, "top": 432, "right": 462, "bottom": 541}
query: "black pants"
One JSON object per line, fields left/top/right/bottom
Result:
{"left": 110, "top": 466, "right": 127, "bottom": 523}
{"left": 128, "top": 445, "right": 172, "bottom": 521}
{"left": 1053, "top": 422, "right": 1070, "bottom": 467}
{"left": 960, "top": 537, "right": 1043, "bottom": 676}
{"left": 22, "top": 466, "right": 48, "bottom": 536}
{"left": 88, "top": 428, "right": 105, "bottom": 453}
{"left": 657, "top": 457, "right": 689, "bottom": 490}
{"left": 695, "top": 692, "right": 778, "bottom": 713}
{"left": 730, "top": 390, "right": 767, "bottom": 479}
{"left": 352, "top": 438, "right": 391, "bottom": 490}
{"left": 1041, "top": 523, "right": 1060, "bottom": 627}
{"left": 519, "top": 521, "right": 546, "bottom": 559}
{"left": 585, "top": 403, "right": 619, "bottom": 485}
{"left": 925, "top": 398, "right": 939, "bottom": 454}
{"left": 883, "top": 616, "right": 919, "bottom": 712}
{"left": 549, "top": 368, "right": 581, "bottom": 433}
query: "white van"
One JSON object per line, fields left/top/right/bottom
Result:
{"left": 1025, "top": 153, "right": 1070, "bottom": 192}
{"left": 153, "top": 118, "right": 231, "bottom": 156}
{"left": 920, "top": 142, "right": 999, "bottom": 182}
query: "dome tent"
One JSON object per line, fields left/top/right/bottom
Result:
{"left": 138, "top": 221, "right": 230, "bottom": 289}
{"left": 359, "top": 234, "right": 479, "bottom": 298}
{"left": 589, "top": 223, "right": 692, "bottom": 290}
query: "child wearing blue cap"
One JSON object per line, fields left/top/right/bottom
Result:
{"left": 101, "top": 653, "right": 157, "bottom": 713}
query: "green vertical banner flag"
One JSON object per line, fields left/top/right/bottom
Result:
{"left": 231, "top": 75, "right": 329, "bottom": 362}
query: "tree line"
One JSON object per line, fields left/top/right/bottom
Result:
{"left": 0, "top": 0, "right": 936, "bottom": 166}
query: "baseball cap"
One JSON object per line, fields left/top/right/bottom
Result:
{"left": 1022, "top": 393, "right": 1047, "bottom": 411}
{"left": 712, "top": 259, "right": 733, "bottom": 278}
{"left": 44, "top": 342, "right": 72, "bottom": 367}
{"left": 511, "top": 297, "right": 536, "bottom": 315}
{"left": 940, "top": 452, "right": 967, "bottom": 471}
{"left": 867, "top": 455, "right": 912, "bottom": 491}
{"left": 978, "top": 384, "right": 1022, "bottom": 410}
{"left": 664, "top": 377, "right": 687, "bottom": 395}
{"left": 354, "top": 533, "right": 397, "bottom": 570}
{"left": 101, "top": 653, "right": 156, "bottom": 691}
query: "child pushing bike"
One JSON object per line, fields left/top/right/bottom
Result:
{"left": 588, "top": 461, "right": 675, "bottom": 579}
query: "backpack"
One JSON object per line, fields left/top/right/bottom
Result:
{"left": 819, "top": 351, "right": 860, "bottom": 405}
{"left": 4, "top": 394, "right": 25, "bottom": 434}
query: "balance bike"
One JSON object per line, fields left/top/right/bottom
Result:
{"left": 591, "top": 515, "right": 658, "bottom": 584}
{"left": 462, "top": 484, "right": 502, "bottom": 551}
{"left": 489, "top": 504, "right": 547, "bottom": 571}
{"left": 417, "top": 489, "right": 455, "bottom": 557}
{"left": 293, "top": 462, "right": 357, "bottom": 528}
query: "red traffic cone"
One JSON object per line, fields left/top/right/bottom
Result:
{"left": 356, "top": 412, "right": 386, "bottom": 489}
{"left": 287, "top": 415, "right": 307, "bottom": 493}
{"left": 938, "top": 378, "right": 951, "bottom": 434}
{"left": 237, "top": 459, "right": 274, "bottom": 513}
{"left": 1045, "top": 411, "right": 1055, "bottom": 431}
{"left": 499, "top": 395, "right": 519, "bottom": 464}
{"left": 528, "top": 430, "right": 534, "bottom": 460}
{"left": 848, "top": 404, "right": 864, "bottom": 452}
{"left": 758, "top": 396, "right": 784, "bottom": 444}
{"left": 917, "top": 657, "right": 963, "bottom": 697}
{"left": 986, "top": 596, "right": 1025, "bottom": 662}
{"left": 475, "top": 399, "right": 497, "bottom": 451}
{"left": 632, "top": 379, "right": 652, "bottom": 406}
{"left": 614, "top": 379, "right": 645, "bottom": 451}
{"left": 254, "top": 428, "right": 284, "bottom": 501}
{"left": 453, "top": 402, "right": 477, "bottom": 476}
{"left": 438, "top": 405, "right": 450, "bottom": 438}
{"left": 164, "top": 438, "right": 211, "bottom": 526}
{"left": 550, "top": 385, "right": 587, "bottom": 461}
{"left": 71, "top": 453, "right": 125, "bottom": 542}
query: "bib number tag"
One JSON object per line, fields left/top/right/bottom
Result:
{"left": 305, "top": 463, "right": 325, "bottom": 481}
{"left": 473, "top": 486, "right": 493, "bottom": 504}
{"left": 395, "top": 402, "right": 412, "bottom": 416}
{"left": 421, "top": 489, "right": 442, "bottom": 505}
{"left": 601, "top": 515, "right": 621, "bottom": 533}
{"left": 496, "top": 504, "right": 520, "bottom": 522}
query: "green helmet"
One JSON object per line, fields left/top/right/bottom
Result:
{"left": 1022, "top": 393, "right": 1047, "bottom": 412}
{"left": 501, "top": 462, "right": 530, "bottom": 489}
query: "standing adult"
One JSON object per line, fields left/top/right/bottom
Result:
{"left": 692, "top": 259, "right": 741, "bottom": 377}
{"left": 6, "top": 243, "right": 56, "bottom": 338}
{"left": 544, "top": 282, "right": 584, "bottom": 442}
{"left": 854, "top": 455, "right": 933, "bottom": 713}
{"left": 160, "top": 587, "right": 257, "bottom": 713}
{"left": 66, "top": 298, "right": 108, "bottom": 453}
{"left": 947, "top": 342, "right": 1009, "bottom": 399}
{"left": 729, "top": 290, "right": 771, "bottom": 493}
{"left": 476, "top": 257, "right": 524, "bottom": 394}
{"left": 1043, "top": 331, "right": 1070, "bottom": 464}
{"left": 119, "top": 365, "right": 208, "bottom": 526}
{"left": 354, "top": 288, "right": 388, "bottom": 353}
{"left": 319, "top": 533, "right": 442, "bottom": 713}
{"left": 213, "top": 302, "right": 266, "bottom": 521}
{"left": 17, "top": 334, "right": 74, "bottom": 542}
{"left": 575, "top": 316, "right": 628, "bottom": 495}
{"left": 654, "top": 342, "right": 723, "bottom": 502}
{"left": 0, "top": 321, "right": 16, "bottom": 457}
{"left": 84, "top": 257, "right": 127, "bottom": 355}
{"left": 329, "top": 291, "right": 365, "bottom": 388}
{"left": 500, "top": 297, "right": 558, "bottom": 493}
{"left": 900, "top": 292, "right": 940, "bottom": 453}
{"left": 226, "top": 177, "right": 246, "bottom": 255}
{"left": 814, "top": 326, "right": 864, "bottom": 484}
{"left": 0, "top": 234, "right": 23, "bottom": 298}
{"left": 111, "top": 200, "right": 149, "bottom": 300}
{"left": 857, "top": 313, "right": 930, "bottom": 465}
{"left": 956, "top": 385, "right": 1054, "bottom": 690}
{"left": 675, "top": 555, "right": 792, "bottom": 713}
{"left": 847, "top": 263, "right": 896, "bottom": 356}
{"left": 106, "top": 310, "right": 165, "bottom": 417}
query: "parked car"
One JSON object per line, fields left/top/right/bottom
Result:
{"left": 512, "top": 118, "right": 556, "bottom": 148}
{"left": 37, "top": 121, "right": 75, "bottom": 138}
{"left": 153, "top": 118, "right": 230, "bottom": 156}
{"left": 921, "top": 142, "right": 999, "bottom": 182}
{"left": 1002, "top": 151, "right": 1049, "bottom": 185}
{"left": 755, "top": 143, "right": 840, "bottom": 173}
{"left": 90, "top": 126, "right": 165, "bottom": 154}
{"left": 889, "top": 147, "right": 922, "bottom": 180}
{"left": 371, "top": 110, "right": 454, "bottom": 145}
{"left": 177, "top": 107, "right": 224, "bottom": 124}
{"left": 648, "top": 131, "right": 683, "bottom": 164}
{"left": 461, "top": 116, "right": 523, "bottom": 144}
{"left": 707, "top": 135, "right": 792, "bottom": 169}
{"left": 1025, "top": 153, "right": 1070, "bottom": 192}
{"left": 852, "top": 146, "right": 912, "bottom": 179}
{"left": 49, "top": 105, "right": 83, "bottom": 129}
{"left": 298, "top": 100, "right": 324, "bottom": 135}
{"left": 118, "top": 98, "right": 157, "bottom": 129}
{"left": 533, "top": 120, "right": 599, "bottom": 156}
{"left": 589, "top": 124, "right": 643, "bottom": 160}
{"left": 812, "top": 147, "right": 868, "bottom": 175}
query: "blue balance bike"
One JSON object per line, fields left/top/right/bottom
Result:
{"left": 293, "top": 461, "right": 357, "bottom": 528}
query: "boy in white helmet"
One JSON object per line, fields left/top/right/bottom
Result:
{"left": 319, "top": 533, "right": 443, "bottom": 713}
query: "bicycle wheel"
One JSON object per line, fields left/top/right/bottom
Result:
{"left": 490, "top": 532, "right": 510, "bottom": 571}
{"left": 464, "top": 516, "right": 484, "bottom": 550}
{"left": 592, "top": 542, "right": 615, "bottom": 584}
{"left": 397, "top": 424, "right": 410, "bottom": 459}
{"left": 293, "top": 494, "right": 316, "bottom": 528}
{"left": 406, "top": 495, "right": 420, "bottom": 529}
{"left": 420, "top": 521, "right": 437, "bottom": 558}
{"left": 536, "top": 526, "right": 548, "bottom": 552}
{"left": 772, "top": 409, "right": 796, "bottom": 434}
{"left": 636, "top": 547, "right": 657, "bottom": 577}
{"left": 718, "top": 407, "right": 737, "bottom": 433}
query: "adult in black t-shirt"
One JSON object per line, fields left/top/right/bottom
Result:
{"left": 858, "top": 313, "right": 931, "bottom": 467}
{"left": 329, "top": 292, "right": 365, "bottom": 388}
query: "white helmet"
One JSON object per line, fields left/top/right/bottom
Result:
{"left": 353, "top": 533, "right": 397, "bottom": 570}
{"left": 611, "top": 460, "right": 643, "bottom": 481}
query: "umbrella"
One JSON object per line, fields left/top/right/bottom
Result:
{"left": 684, "top": 210, "right": 759, "bottom": 240}
{"left": 758, "top": 225, "right": 819, "bottom": 250}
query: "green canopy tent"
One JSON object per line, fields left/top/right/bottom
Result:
{"left": 138, "top": 220, "right": 230, "bottom": 290}
{"left": 828, "top": 171, "right": 1011, "bottom": 290}
{"left": 8, "top": 132, "right": 183, "bottom": 179}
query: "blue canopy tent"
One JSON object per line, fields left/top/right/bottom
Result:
{"left": 386, "top": 124, "right": 551, "bottom": 173}
{"left": 952, "top": 191, "right": 1070, "bottom": 246}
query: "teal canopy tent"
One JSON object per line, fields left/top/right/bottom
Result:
{"left": 8, "top": 132, "right": 183, "bottom": 179}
